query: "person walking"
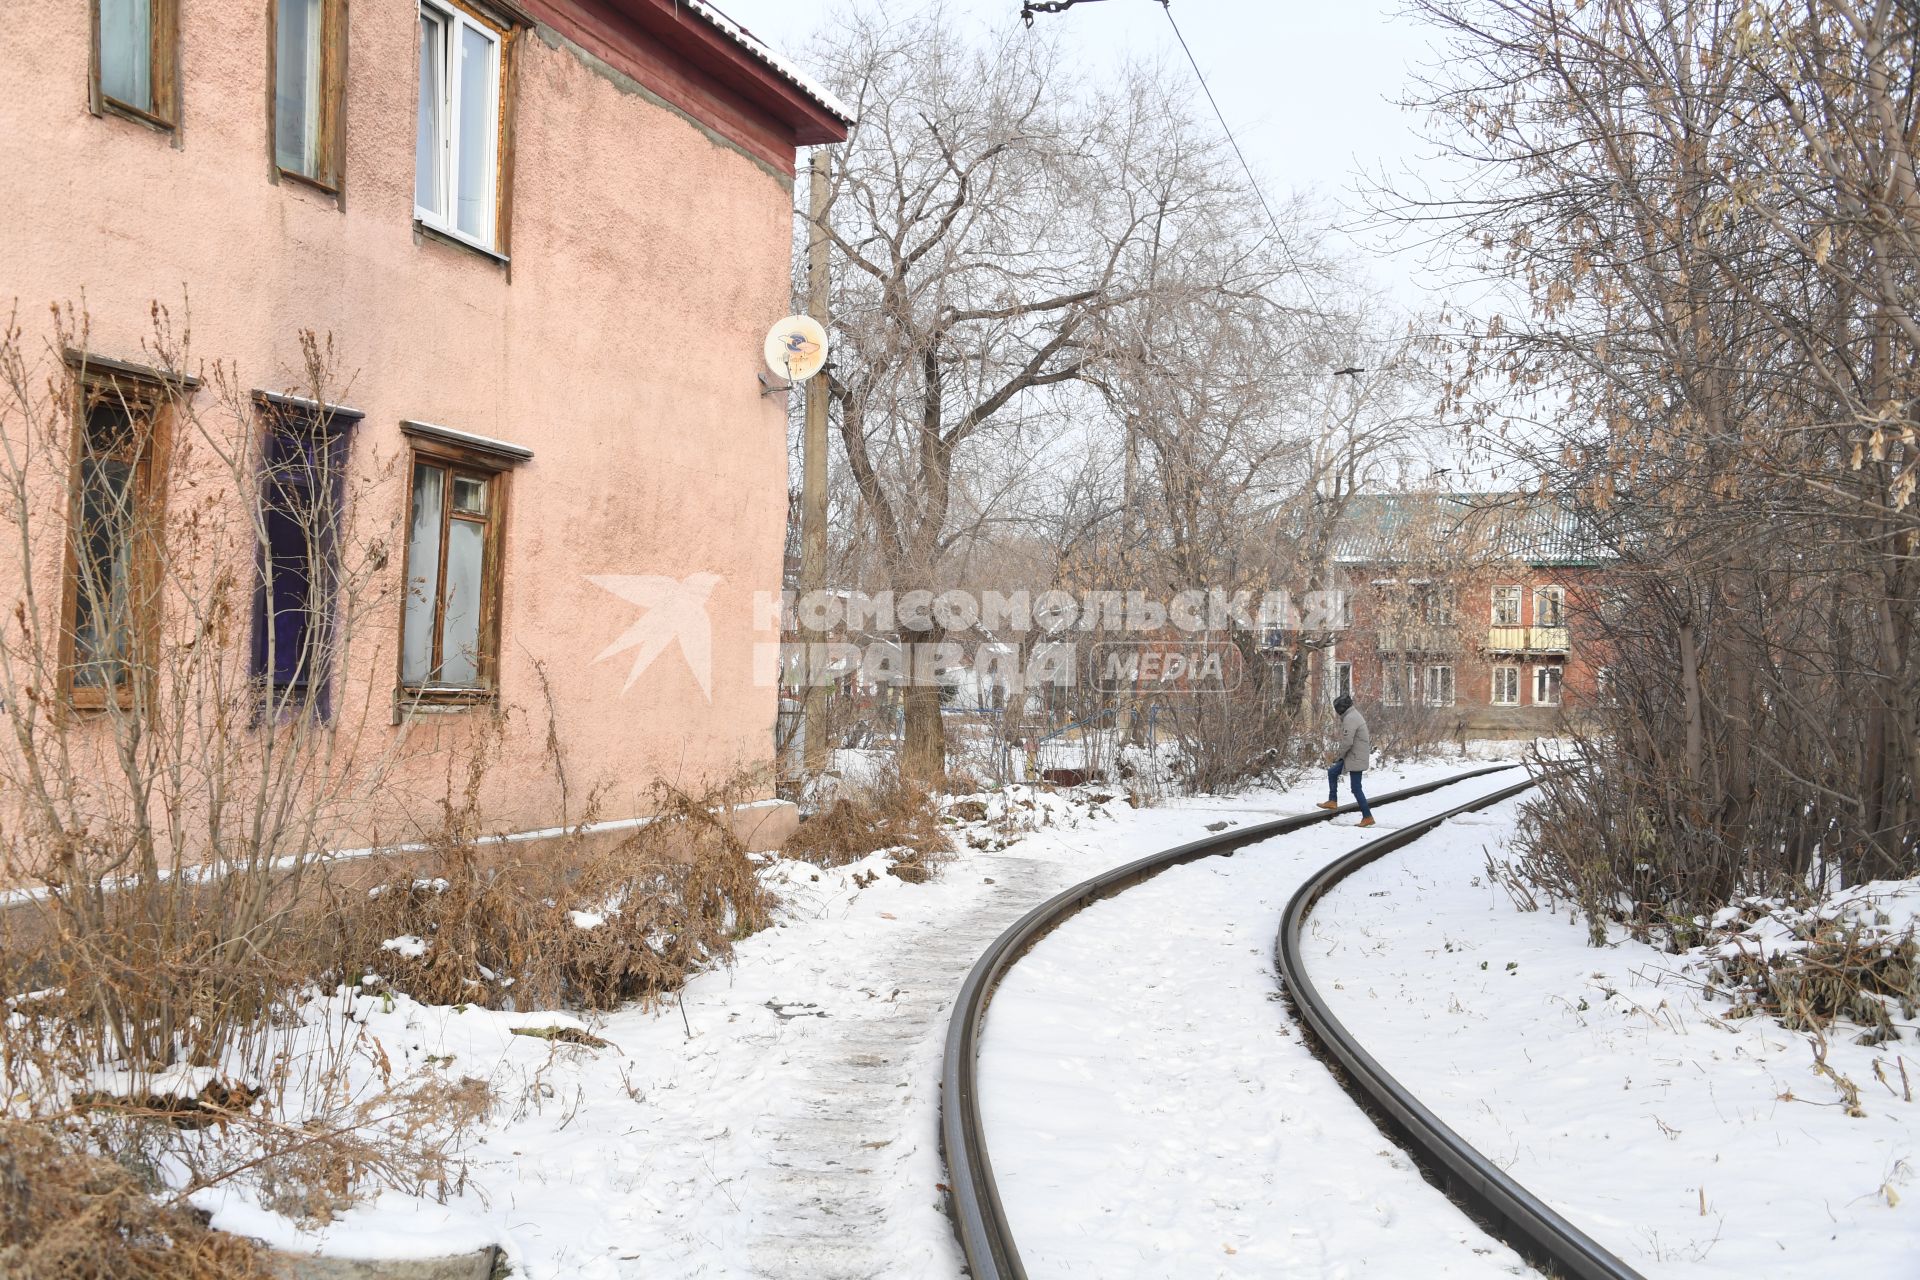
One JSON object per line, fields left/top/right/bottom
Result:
{"left": 1316, "top": 694, "right": 1374, "bottom": 826}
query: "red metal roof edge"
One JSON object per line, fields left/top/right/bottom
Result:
{"left": 620, "top": 0, "right": 851, "bottom": 143}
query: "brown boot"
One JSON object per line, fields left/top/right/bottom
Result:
{"left": 1316, "top": 800, "right": 1339, "bottom": 811}
{"left": 1358, "top": 816, "right": 1376, "bottom": 828}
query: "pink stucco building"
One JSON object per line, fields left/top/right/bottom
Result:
{"left": 0, "top": 0, "right": 848, "bottom": 853}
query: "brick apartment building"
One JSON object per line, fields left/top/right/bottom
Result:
{"left": 1306, "top": 494, "right": 1615, "bottom": 740}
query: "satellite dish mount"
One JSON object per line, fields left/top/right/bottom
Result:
{"left": 762, "top": 315, "right": 829, "bottom": 395}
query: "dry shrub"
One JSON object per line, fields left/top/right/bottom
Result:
{"left": 784, "top": 771, "right": 952, "bottom": 876}
{"left": 1703, "top": 909, "right": 1918, "bottom": 1045}
{"left": 0, "top": 1121, "right": 267, "bottom": 1280}
{"left": 325, "top": 778, "right": 775, "bottom": 1012}
{"left": 245, "top": 1075, "right": 492, "bottom": 1224}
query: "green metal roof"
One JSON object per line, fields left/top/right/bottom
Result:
{"left": 1327, "top": 492, "right": 1613, "bottom": 568}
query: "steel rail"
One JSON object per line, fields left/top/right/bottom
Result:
{"left": 939, "top": 762, "right": 1523, "bottom": 1280}
{"left": 1276, "top": 776, "right": 1647, "bottom": 1280}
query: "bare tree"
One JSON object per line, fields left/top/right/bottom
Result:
{"left": 806, "top": 9, "right": 1300, "bottom": 784}
{"left": 1396, "top": 0, "right": 1920, "bottom": 927}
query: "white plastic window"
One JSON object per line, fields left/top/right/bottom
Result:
{"left": 1492, "top": 585, "right": 1522, "bottom": 626}
{"left": 416, "top": 2, "right": 501, "bottom": 250}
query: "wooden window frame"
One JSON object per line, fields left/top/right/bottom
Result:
{"left": 89, "top": 0, "right": 182, "bottom": 131}
{"left": 396, "top": 439, "right": 510, "bottom": 709}
{"left": 1534, "top": 585, "right": 1566, "bottom": 629}
{"left": 267, "top": 0, "right": 350, "bottom": 193}
{"left": 1330, "top": 660, "right": 1353, "bottom": 704}
{"left": 1491, "top": 663, "right": 1519, "bottom": 706}
{"left": 1381, "top": 660, "right": 1407, "bottom": 706}
{"left": 252, "top": 392, "right": 359, "bottom": 719}
{"left": 413, "top": 0, "right": 522, "bottom": 258}
{"left": 1491, "top": 584, "right": 1522, "bottom": 627}
{"left": 1532, "top": 663, "right": 1563, "bottom": 707}
{"left": 60, "top": 358, "right": 182, "bottom": 711}
{"left": 1423, "top": 663, "right": 1455, "bottom": 708}
{"left": 1419, "top": 585, "right": 1453, "bottom": 628}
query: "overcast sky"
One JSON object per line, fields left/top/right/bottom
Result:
{"left": 711, "top": 0, "right": 1458, "bottom": 310}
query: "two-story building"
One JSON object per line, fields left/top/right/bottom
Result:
{"left": 0, "top": 1, "right": 850, "bottom": 851}
{"left": 1311, "top": 493, "right": 1615, "bottom": 740}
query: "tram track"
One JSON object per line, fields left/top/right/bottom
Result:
{"left": 939, "top": 763, "right": 1645, "bottom": 1280}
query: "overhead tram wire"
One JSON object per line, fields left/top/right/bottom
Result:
{"left": 1024, "top": 1, "right": 1337, "bottom": 324}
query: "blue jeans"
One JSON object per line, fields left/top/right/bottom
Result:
{"left": 1328, "top": 762, "right": 1372, "bottom": 819}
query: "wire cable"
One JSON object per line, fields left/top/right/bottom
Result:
{"left": 1156, "top": 3, "right": 1334, "bottom": 316}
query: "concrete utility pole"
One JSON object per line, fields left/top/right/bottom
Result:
{"left": 800, "top": 147, "right": 831, "bottom": 772}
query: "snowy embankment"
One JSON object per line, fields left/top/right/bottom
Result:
{"left": 198, "top": 759, "right": 1510, "bottom": 1279}
{"left": 1307, "top": 797, "right": 1919, "bottom": 1278}
{"left": 978, "top": 770, "right": 1536, "bottom": 1279}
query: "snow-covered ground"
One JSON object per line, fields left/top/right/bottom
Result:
{"left": 979, "top": 769, "right": 1537, "bottom": 1279}
{"left": 1308, "top": 797, "right": 1920, "bottom": 1278}
{"left": 199, "top": 757, "right": 1516, "bottom": 1278}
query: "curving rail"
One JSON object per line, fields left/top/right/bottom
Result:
{"left": 939, "top": 763, "right": 1528, "bottom": 1280}
{"left": 1275, "top": 774, "right": 1647, "bottom": 1280}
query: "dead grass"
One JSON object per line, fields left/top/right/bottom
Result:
{"left": 0, "top": 1120, "right": 269, "bottom": 1280}
{"left": 0, "top": 770, "right": 781, "bottom": 1260}
{"left": 1706, "top": 910, "right": 1918, "bottom": 1045}
{"left": 783, "top": 770, "right": 953, "bottom": 880}
{"left": 324, "top": 778, "right": 777, "bottom": 1013}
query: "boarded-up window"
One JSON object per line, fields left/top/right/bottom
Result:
{"left": 253, "top": 396, "right": 355, "bottom": 716}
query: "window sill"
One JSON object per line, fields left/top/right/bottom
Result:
{"left": 395, "top": 686, "right": 499, "bottom": 719}
{"left": 277, "top": 166, "right": 341, "bottom": 198}
{"left": 99, "top": 97, "right": 175, "bottom": 133}
{"left": 413, "top": 219, "right": 509, "bottom": 267}
{"left": 66, "top": 693, "right": 134, "bottom": 713}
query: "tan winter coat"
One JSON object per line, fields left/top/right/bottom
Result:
{"left": 1335, "top": 706, "right": 1372, "bottom": 772}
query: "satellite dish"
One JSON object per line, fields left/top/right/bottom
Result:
{"left": 763, "top": 315, "right": 829, "bottom": 382}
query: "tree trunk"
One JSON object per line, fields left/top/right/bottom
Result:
{"left": 1679, "top": 620, "right": 1703, "bottom": 786}
{"left": 901, "top": 681, "right": 947, "bottom": 788}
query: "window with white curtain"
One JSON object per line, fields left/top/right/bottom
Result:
{"left": 416, "top": 1, "right": 504, "bottom": 250}
{"left": 274, "top": 0, "right": 337, "bottom": 182}
{"left": 1424, "top": 664, "right": 1455, "bottom": 707}
{"left": 1534, "top": 664, "right": 1563, "bottom": 706}
{"left": 1492, "top": 664, "right": 1519, "bottom": 706}
{"left": 98, "top": 0, "right": 174, "bottom": 122}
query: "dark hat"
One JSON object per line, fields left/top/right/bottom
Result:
{"left": 1333, "top": 695, "right": 1353, "bottom": 715}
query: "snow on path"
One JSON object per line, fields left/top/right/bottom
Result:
{"left": 203, "top": 758, "right": 1518, "bottom": 1278}
{"left": 979, "top": 775, "right": 1535, "bottom": 1279}
{"left": 1308, "top": 799, "right": 1920, "bottom": 1278}
{"left": 740, "top": 847, "right": 1062, "bottom": 1279}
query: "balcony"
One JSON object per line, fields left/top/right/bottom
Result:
{"left": 1376, "top": 627, "right": 1458, "bottom": 654}
{"left": 1487, "top": 625, "right": 1569, "bottom": 654}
